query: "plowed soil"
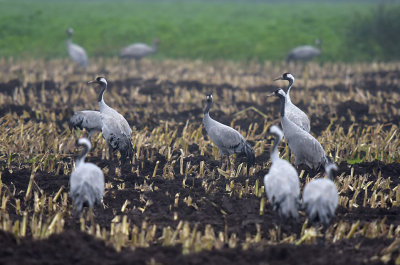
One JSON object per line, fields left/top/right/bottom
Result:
{"left": 0, "top": 61, "right": 399, "bottom": 264}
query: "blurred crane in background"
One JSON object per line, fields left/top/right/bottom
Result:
{"left": 66, "top": 28, "right": 89, "bottom": 68}
{"left": 120, "top": 38, "right": 159, "bottom": 72}
{"left": 286, "top": 39, "right": 321, "bottom": 63}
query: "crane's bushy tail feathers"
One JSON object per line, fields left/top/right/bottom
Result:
{"left": 304, "top": 200, "right": 334, "bottom": 226}
{"left": 274, "top": 196, "right": 299, "bottom": 220}
{"left": 279, "top": 195, "right": 299, "bottom": 220}
{"left": 108, "top": 134, "right": 134, "bottom": 164}
{"left": 243, "top": 142, "right": 255, "bottom": 167}
{"left": 69, "top": 113, "right": 84, "bottom": 130}
{"left": 121, "top": 138, "right": 134, "bottom": 164}
{"left": 70, "top": 182, "right": 99, "bottom": 212}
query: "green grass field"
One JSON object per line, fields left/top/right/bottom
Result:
{"left": 0, "top": 0, "right": 397, "bottom": 62}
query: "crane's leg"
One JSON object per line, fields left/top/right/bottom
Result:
{"left": 227, "top": 155, "right": 232, "bottom": 170}
{"left": 318, "top": 223, "right": 328, "bottom": 245}
{"left": 88, "top": 131, "right": 98, "bottom": 150}
{"left": 135, "top": 59, "right": 142, "bottom": 73}
{"left": 108, "top": 144, "right": 113, "bottom": 162}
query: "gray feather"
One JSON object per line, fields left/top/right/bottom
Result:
{"left": 203, "top": 113, "right": 254, "bottom": 164}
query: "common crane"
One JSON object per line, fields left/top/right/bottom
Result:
{"left": 120, "top": 38, "right": 159, "bottom": 71}
{"left": 286, "top": 39, "right": 321, "bottom": 63}
{"left": 303, "top": 163, "right": 338, "bottom": 226}
{"left": 66, "top": 28, "right": 89, "bottom": 68}
{"left": 69, "top": 110, "right": 102, "bottom": 140}
{"left": 274, "top": 73, "right": 310, "bottom": 132}
{"left": 264, "top": 125, "right": 300, "bottom": 219}
{"left": 88, "top": 77, "right": 133, "bottom": 163}
{"left": 70, "top": 138, "right": 104, "bottom": 212}
{"left": 271, "top": 88, "right": 328, "bottom": 169}
{"left": 203, "top": 94, "right": 255, "bottom": 170}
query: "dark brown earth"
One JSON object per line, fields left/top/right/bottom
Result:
{"left": 0, "top": 69, "right": 400, "bottom": 264}
{"left": 0, "top": 229, "right": 395, "bottom": 265}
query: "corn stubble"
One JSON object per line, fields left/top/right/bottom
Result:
{"left": 0, "top": 58, "right": 399, "bottom": 263}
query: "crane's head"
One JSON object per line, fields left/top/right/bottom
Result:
{"left": 206, "top": 93, "right": 213, "bottom": 103}
{"left": 274, "top": 73, "right": 295, "bottom": 83}
{"left": 66, "top": 28, "right": 74, "bottom": 36}
{"left": 269, "top": 125, "right": 283, "bottom": 140}
{"left": 267, "top": 88, "right": 286, "bottom": 99}
{"left": 77, "top": 137, "right": 92, "bottom": 150}
{"left": 153, "top": 38, "right": 160, "bottom": 44}
{"left": 88, "top": 76, "right": 107, "bottom": 86}
{"left": 325, "top": 162, "right": 338, "bottom": 180}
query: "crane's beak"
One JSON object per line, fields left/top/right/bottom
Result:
{"left": 266, "top": 92, "right": 275, "bottom": 97}
{"left": 87, "top": 80, "right": 97, "bottom": 84}
{"left": 273, "top": 76, "right": 283, "bottom": 81}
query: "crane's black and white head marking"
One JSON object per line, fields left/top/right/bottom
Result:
{"left": 274, "top": 88, "right": 286, "bottom": 98}
{"left": 325, "top": 163, "right": 338, "bottom": 180}
{"left": 77, "top": 137, "right": 91, "bottom": 150}
{"left": 96, "top": 77, "right": 107, "bottom": 86}
{"left": 66, "top": 28, "right": 74, "bottom": 35}
{"left": 283, "top": 73, "right": 295, "bottom": 82}
{"left": 206, "top": 94, "right": 213, "bottom": 102}
{"left": 88, "top": 76, "right": 107, "bottom": 86}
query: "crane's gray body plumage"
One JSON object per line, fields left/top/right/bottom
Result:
{"left": 89, "top": 77, "right": 133, "bottom": 163}
{"left": 264, "top": 125, "right": 300, "bottom": 219}
{"left": 303, "top": 163, "right": 338, "bottom": 225}
{"left": 274, "top": 73, "right": 310, "bottom": 132}
{"left": 120, "top": 39, "right": 158, "bottom": 59}
{"left": 286, "top": 40, "right": 321, "bottom": 62}
{"left": 66, "top": 28, "right": 88, "bottom": 68}
{"left": 69, "top": 110, "right": 102, "bottom": 139}
{"left": 274, "top": 89, "right": 327, "bottom": 169}
{"left": 70, "top": 138, "right": 104, "bottom": 212}
{"left": 203, "top": 94, "right": 255, "bottom": 166}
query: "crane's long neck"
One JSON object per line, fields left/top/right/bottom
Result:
{"left": 270, "top": 134, "right": 281, "bottom": 162}
{"left": 204, "top": 100, "right": 212, "bottom": 115}
{"left": 76, "top": 144, "right": 89, "bottom": 166}
{"left": 286, "top": 79, "right": 294, "bottom": 101}
{"left": 66, "top": 34, "right": 72, "bottom": 46}
{"left": 203, "top": 100, "right": 213, "bottom": 128}
{"left": 278, "top": 95, "right": 286, "bottom": 117}
{"left": 98, "top": 83, "right": 108, "bottom": 109}
{"left": 152, "top": 41, "right": 158, "bottom": 52}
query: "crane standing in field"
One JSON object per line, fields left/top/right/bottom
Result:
{"left": 70, "top": 138, "right": 104, "bottom": 212}
{"left": 203, "top": 94, "right": 255, "bottom": 172}
{"left": 66, "top": 28, "right": 89, "bottom": 68}
{"left": 273, "top": 72, "right": 310, "bottom": 132}
{"left": 303, "top": 162, "right": 338, "bottom": 227}
{"left": 264, "top": 125, "right": 300, "bottom": 219}
{"left": 271, "top": 88, "right": 328, "bottom": 169}
{"left": 286, "top": 39, "right": 321, "bottom": 63}
{"left": 120, "top": 38, "right": 159, "bottom": 72}
{"left": 88, "top": 77, "right": 133, "bottom": 164}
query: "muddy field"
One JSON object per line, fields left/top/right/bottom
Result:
{"left": 0, "top": 58, "right": 399, "bottom": 264}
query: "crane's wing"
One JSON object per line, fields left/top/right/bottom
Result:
{"left": 120, "top": 43, "right": 153, "bottom": 57}
{"left": 70, "top": 110, "right": 102, "bottom": 131}
{"left": 285, "top": 103, "right": 310, "bottom": 132}
{"left": 206, "top": 122, "right": 245, "bottom": 151}
{"left": 68, "top": 43, "right": 88, "bottom": 67}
